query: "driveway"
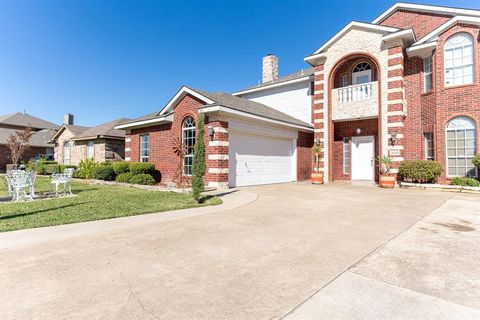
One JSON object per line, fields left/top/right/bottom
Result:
{"left": 0, "top": 182, "right": 474, "bottom": 319}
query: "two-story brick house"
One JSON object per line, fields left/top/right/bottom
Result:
{"left": 117, "top": 2, "right": 480, "bottom": 189}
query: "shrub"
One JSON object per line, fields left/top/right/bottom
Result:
{"left": 192, "top": 114, "right": 206, "bottom": 201}
{"left": 129, "top": 162, "right": 155, "bottom": 175}
{"left": 451, "top": 177, "right": 480, "bottom": 187}
{"left": 398, "top": 160, "right": 443, "bottom": 183}
{"left": 129, "top": 173, "right": 156, "bottom": 185}
{"left": 78, "top": 158, "right": 97, "bottom": 179}
{"left": 115, "top": 172, "right": 134, "bottom": 183}
{"left": 92, "top": 165, "right": 116, "bottom": 181}
{"left": 60, "top": 164, "right": 77, "bottom": 173}
{"left": 112, "top": 161, "right": 131, "bottom": 174}
{"left": 473, "top": 155, "right": 480, "bottom": 168}
{"left": 41, "top": 164, "right": 60, "bottom": 175}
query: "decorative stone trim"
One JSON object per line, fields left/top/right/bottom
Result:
{"left": 313, "top": 99, "right": 324, "bottom": 104}
{"left": 388, "top": 52, "right": 403, "bottom": 59}
{"left": 314, "top": 71, "right": 323, "bottom": 76}
{"left": 388, "top": 133, "right": 404, "bottom": 139}
{"left": 207, "top": 181, "right": 229, "bottom": 190}
{"left": 389, "top": 168, "right": 399, "bottom": 174}
{"left": 125, "top": 147, "right": 131, "bottom": 152}
{"left": 313, "top": 119, "right": 324, "bottom": 124}
{"left": 208, "top": 154, "right": 229, "bottom": 160}
{"left": 387, "top": 76, "right": 403, "bottom": 82}
{"left": 387, "top": 111, "right": 404, "bottom": 116}
{"left": 314, "top": 128, "right": 325, "bottom": 133}
{"left": 209, "top": 141, "right": 229, "bottom": 147}
{"left": 387, "top": 145, "right": 404, "bottom": 150}
{"left": 313, "top": 109, "right": 323, "bottom": 114}
{"left": 387, "top": 64, "right": 403, "bottom": 71}
{"left": 208, "top": 168, "right": 229, "bottom": 174}
{"left": 125, "top": 157, "right": 131, "bottom": 161}
{"left": 391, "top": 157, "right": 404, "bottom": 162}
{"left": 212, "top": 126, "right": 228, "bottom": 133}
{"left": 386, "top": 122, "right": 404, "bottom": 128}
{"left": 125, "top": 137, "right": 131, "bottom": 143}
{"left": 387, "top": 87, "right": 404, "bottom": 94}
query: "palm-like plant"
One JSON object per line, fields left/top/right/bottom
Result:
{"left": 379, "top": 155, "right": 392, "bottom": 175}
{"left": 312, "top": 145, "right": 321, "bottom": 172}
{"left": 78, "top": 158, "right": 97, "bottom": 179}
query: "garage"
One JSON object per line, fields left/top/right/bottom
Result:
{"left": 228, "top": 131, "right": 296, "bottom": 187}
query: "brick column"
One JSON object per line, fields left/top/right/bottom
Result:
{"left": 312, "top": 64, "right": 327, "bottom": 180}
{"left": 386, "top": 45, "right": 406, "bottom": 175}
{"left": 124, "top": 133, "right": 131, "bottom": 161}
{"left": 205, "top": 119, "right": 229, "bottom": 190}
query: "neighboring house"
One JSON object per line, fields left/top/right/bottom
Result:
{"left": 52, "top": 114, "right": 128, "bottom": 165}
{"left": 0, "top": 112, "right": 59, "bottom": 172}
{"left": 117, "top": 2, "right": 480, "bottom": 189}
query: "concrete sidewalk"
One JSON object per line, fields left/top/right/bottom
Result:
{"left": 285, "top": 193, "right": 480, "bottom": 319}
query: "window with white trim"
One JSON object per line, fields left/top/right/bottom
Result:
{"left": 444, "top": 33, "right": 474, "bottom": 87}
{"left": 424, "top": 132, "right": 434, "bottom": 160}
{"left": 423, "top": 56, "right": 433, "bottom": 92}
{"left": 446, "top": 116, "right": 476, "bottom": 177}
{"left": 182, "top": 117, "right": 196, "bottom": 175}
{"left": 63, "top": 141, "right": 71, "bottom": 165}
{"left": 86, "top": 141, "right": 94, "bottom": 159}
{"left": 343, "top": 138, "right": 350, "bottom": 174}
{"left": 140, "top": 134, "right": 149, "bottom": 162}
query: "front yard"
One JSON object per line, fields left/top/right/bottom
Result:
{"left": 0, "top": 176, "right": 221, "bottom": 233}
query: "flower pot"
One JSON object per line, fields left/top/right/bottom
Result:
{"left": 311, "top": 172, "right": 324, "bottom": 185}
{"left": 379, "top": 175, "right": 396, "bottom": 188}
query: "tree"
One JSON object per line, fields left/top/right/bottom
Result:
{"left": 191, "top": 115, "right": 206, "bottom": 202}
{"left": 6, "top": 126, "right": 33, "bottom": 168}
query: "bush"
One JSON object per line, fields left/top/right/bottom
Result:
{"left": 115, "top": 172, "right": 134, "bottom": 183}
{"left": 192, "top": 114, "right": 206, "bottom": 201}
{"left": 60, "top": 164, "right": 77, "bottom": 173}
{"left": 92, "top": 165, "right": 116, "bottom": 181}
{"left": 78, "top": 158, "right": 97, "bottom": 179}
{"left": 129, "top": 173, "right": 156, "bottom": 185}
{"left": 112, "top": 161, "right": 131, "bottom": 174}
{"left": 129, "top": 162, "right": 155, "bottom": 175}
{"left": 451, "top": 177, "right": 480, "bottom": 187}
{"left": 473, "top": 155, "right": 480, "bottom": 168}
{"left": 398, "top": 160, "right": 443, "bottom": 183}
{"left": 41, "top": 164, "right": 60, "bottom": 175}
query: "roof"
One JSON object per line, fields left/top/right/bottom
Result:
{"left": 0, "top": 112, "right": 59, "bottom": 130}
{"left": 0, "top": 127, "right": 56, "bottom": 147}
{"left": 71, "top": 118, "right": 128, "bottom": 140}
{"left": 115, "top": 112, "right": 162, "bottom": 127}
{"left": 372, "top": 2, "right": 480, "bottom": 25}
{"left": 233, "top": 68, "right": 314, "bottom": 95}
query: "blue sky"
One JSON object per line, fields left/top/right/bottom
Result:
{"left": 1, "top": 0, "right": 479, "bottom": 126}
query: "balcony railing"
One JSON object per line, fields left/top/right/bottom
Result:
{"left": 332, "top": 81, "right": 379, "bottom": 121}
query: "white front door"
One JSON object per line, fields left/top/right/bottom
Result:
{"left": 351, "top": 136, "right": 374, "bottom": 180}
{"left": 352, "top": 70, "right": 371, "bottom": 85}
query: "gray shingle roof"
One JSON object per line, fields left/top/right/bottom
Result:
{"left": 235, "top": 68, "right": 314, "bottom": 93}
{"left": 0, "top": 112, "right": 59, "bottom": 130}
{"left": 115, "top": 112, "right": 162, "bottom": 127}
{"left": 188, "top": 87, "right": 312, "bottom": 128}
{"left": 0, "top": 127, "right": 56, "bottom": 147}
{"left": 72, "top": 118, "right": 128, "bottom": 140}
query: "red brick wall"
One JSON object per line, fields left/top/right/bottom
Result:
{"left": 297, "top": 131, "right": 314, "bottom": 181}
{"left": 127, "top": 94, "right": 206, "bottom": 184}
{"left": 380, "top": 10, "right": 451, "bottom": 40}
{"left": 332, "top": 119, "right": 378, "bottom": 181}
{"left": 0, "top": 145, "right": 49, "bottom": 172}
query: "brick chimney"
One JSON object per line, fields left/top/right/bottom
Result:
{"left": 262, "top": 54, "right": 278, "bottom": 83}
{"left": 64, "top": 113, "right": 74, "bottom": 125}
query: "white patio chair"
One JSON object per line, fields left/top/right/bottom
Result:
{"left": 50, "top": 168, "right": 75, "bottom": 195}
{"left": 9, "top": 172, "right": 34, "bottom": 202}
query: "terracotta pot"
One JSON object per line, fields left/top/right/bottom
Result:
{"left": 379, "top": 175, "right": 396, "bottom": 188}
{"left": 311, "top": 172, "right": 324, "bottom": 185}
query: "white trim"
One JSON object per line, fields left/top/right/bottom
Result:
{"left": 314, "top": 128, "right": 325, "bottom": 133}
{"left": 199, "top": 105, "right": 313, "bottom": 131}
{"left": 313, "top": 119, "right": 323, "bottom": 124}
{"left": 387, "top": 145, "right": 404, "bottom": 150}
{"left": 314, "top": 80, "right": 324, "bottom": 85}
{"left": 125, "top": 157, "right": 131, "bottom": 161}
{"left": 387, "top": 122, "right": 404, "bottom": 128}
{"left": 308, "top": 21, "right": 399, "bottom": 55}
{"left": 389, "top": 168, "right": 399, "bottom": 174}
{"left": 388, "top": 76, "right": 403, "bottom": 82}
{"left": 382, "top": 28, "right": 416, "bottom": 45}
{"left": 209, "top": 141, "right": 229, "bottom": 147}
{"left": 292, "top": 138, "right": 298, "bottom": 182}
{"left": 114, "top": 114, "right": 174, "bottom": 129}
{"left": 391, "top": 157, "right": 404, "bottom": 162}
{"left": 125, "top": 147, "right": 131, "bottom": 152}
{"left": 387, "top": 99, "right": 404, "bottom": 105}
{"left": 313, "top": 99, "right": 324, "bottom": 104}
{"left": 387, "top": 88, "right": 403, "bottom": 94}
{"left": 208, "top": 154, "right": 229, "bottom": 160}
{"left": 406, "top": 41, "right": 438, "bottom": 58}
{"left": 387, "top": 64, "right": 404, "bottom": 71}
{"left": 159, "top": 86, "right": 214, "bottom": 116}
{"left": 212, "top": 126, "right": 228, "bottom": 133}
{"left": 125, "top": 137, "right": 131, "bottom": 143}
{"left": 372, "top": 2, "right": 480, "bottom": 24}
{"left": 314, "top": 71, "right": 324, "bottom": 76}
{"left": 208, "top": 168, "right": 229, "bottom": 174}
{"left": 313, "top": 109, "right": 323, "bottom": 114}
{"left": 414, "top": 16, "right": 480, "bottom": 46}
{"left": 387, "top": 111, "right": 404, "bottom": 117}
{"left": 388, "top": 53, "right": 403, "bottom": 59}
{"left": 232, "top": 76, "right": 312, "bottom": 96}
{"left": 388, "top": 133, "right": 404, "bottom": 139}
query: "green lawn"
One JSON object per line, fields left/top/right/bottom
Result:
{"left": 0, "top": 176, "right": 221, "bottom": 233}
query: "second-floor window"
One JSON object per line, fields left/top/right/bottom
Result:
{"left": 140, "top": 134, "right": 149, "bottom": 162}
{"left": 444, "top": 33, "right": 474, "bottom": 87}
{"left": 423, "top": 56, "right": 433, "bottom": 93}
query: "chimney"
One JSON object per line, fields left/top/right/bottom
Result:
{"left": 262, "top": 54, "right": 278, "bottom": 83}
{"left": 64, "top": 113, "right": 74, "bottom": 125}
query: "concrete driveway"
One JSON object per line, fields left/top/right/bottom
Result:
{"left": 0, "top": 182, "right": 474, "bottom": 319}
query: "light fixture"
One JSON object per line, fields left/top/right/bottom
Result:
{"left": 356, "top": 128, "right": 362, "bottom": 136}
{"left": 390, "top": 132, "right": 398, "bottom": 146}
{"left": 208, "top": 126, "right": 215, "bottom": 141}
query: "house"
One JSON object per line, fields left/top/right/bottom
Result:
{"left": 0, "top": 112, "right": 59, "bottom": 171}
{"left": 52, "top": 114, "right": 128, "bottom": 165}
{"left": 117, "top": 2, "right": 480, "bottom": 188}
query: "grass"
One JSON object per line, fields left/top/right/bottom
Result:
{"left": 0, "top": 176, "right": 222, "bottom": 233}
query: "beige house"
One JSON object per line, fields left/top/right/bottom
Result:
{"left": 52, "top": 114, "right": 128, "bottom": 165}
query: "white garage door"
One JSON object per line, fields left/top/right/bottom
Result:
{"left": 228, "top": 132, "right": 295, "bottom": 187}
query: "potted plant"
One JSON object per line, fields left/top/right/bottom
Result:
{"left": 311, "top": 144, "right": 323, "bottom": 184}
{"left": 379, "top": 155, "right": 395, "bottom": 188}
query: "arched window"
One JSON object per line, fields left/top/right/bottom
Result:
{"left": 182, "top": 116, "right": 196, "bottom": 175}
{"left": 352, "top": 62, "right": 371, "bottom": 85}
{"left": 444, "top": 33, "right": 474, "bottom": 87}
{"left": 446, "top": 116, "right": 476, "bottom": 177}
{"left": 63, "top": 141, "right": 71, "bottom": 165}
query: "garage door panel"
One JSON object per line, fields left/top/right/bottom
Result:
{"left": 229, "top": 132, "right": 295, "bottom": 187}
